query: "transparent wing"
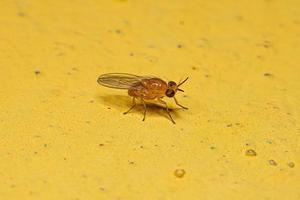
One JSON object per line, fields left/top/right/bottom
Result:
{"left": 97, "top": 73, "right": 153, "bottom": 89}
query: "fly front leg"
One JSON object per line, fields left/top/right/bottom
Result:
{"left": 123, "top": 97, "right": 136, "bottom": 114}
{"left": 141, "top": 98, "right": 147, "bottom": 121}
{"left": 158, "top": 98, "right": 176, "bottom": 124}
{"left": 174, "top": 97, "right": 188, "bottom": 109}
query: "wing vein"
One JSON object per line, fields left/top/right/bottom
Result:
{"left": 97, "top": 73, "right": 152, "bottom": 89}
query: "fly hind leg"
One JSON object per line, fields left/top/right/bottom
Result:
{"left": 141, "top": 98, "right": 147, "bottom": 121}
{"left": 123, "top": 97, "right": 136, "bottom": 114}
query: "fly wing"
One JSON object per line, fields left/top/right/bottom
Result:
{"left": 97, "top": 73, "right": 152, "bottom": 89}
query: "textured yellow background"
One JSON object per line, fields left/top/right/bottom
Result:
{"left": 0, "top": 0, "right": 300, "bottom": 199}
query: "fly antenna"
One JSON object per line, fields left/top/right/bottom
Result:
{"left": 178, "top": 77, "right": 189, "bottom": 87}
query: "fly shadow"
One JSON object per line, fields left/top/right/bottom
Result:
{"left": 96, "top": 94, "right": 183, "bottom": 123}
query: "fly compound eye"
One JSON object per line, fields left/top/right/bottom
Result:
{"left": 166, "top": 89, "right": 175, "bottom": 97}
{"left": 168, "top": 81, "right": 177, "bottom": 87}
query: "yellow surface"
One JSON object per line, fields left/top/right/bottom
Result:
{"left": 0, "top": 0, "right": 300, "bottom": 199}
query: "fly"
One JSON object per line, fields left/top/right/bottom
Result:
{"left": 97, "top": 73, "right": 188, "bottom": 124}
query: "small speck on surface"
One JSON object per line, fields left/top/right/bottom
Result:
{"left": 82, "top": 174, "right": 88, "bottom": 179}
{"left": 57, "top": 52, "right": 65, "bottom": 56}
{"left": 236, "top": 15, "right": 244, "bottom": 21}
{"left": 264, "top": 73, "right": 273, "bottom": 77}
{"left": 263, "top": 40, "right": 272, "bottom": 48}
{"left": 99, "top": 143, "right": 104, "bottom": 146}
{"left": 287, "top": 162, "right": 295, "bottom": 168}
{"left": 268, "top": 159, "right": 277, "bottom": 166}
{"left": 177, "top": 44, "right": 183, "bottom": 48}
{"left": 257, "top": 55, "right": 263, "bottom": 59}
{"left": 128, "top": 161, "right": 135, "bottom": 165}
{"left": 174, "top": 169, "right": 186, "bottom": 178}
{"left": 266, "top": 140, "right": 273, "bottom": 144}
{"left": 245, "top": 149, "right": 257, "bottom": 157}
{"left": 17, "top": 12, "right": 26, "bottom": 17}
{"left": 191, "top": 66, "right": 197, "bottom": 70}
{"left": 35, "top": 70, "right": 41, "bottom": 75}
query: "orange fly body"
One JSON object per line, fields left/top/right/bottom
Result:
{"left": 97, "top": 73, "right": 188, "bottom": 124}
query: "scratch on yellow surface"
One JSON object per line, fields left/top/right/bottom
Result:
{"left": 0, "top": 0, "right": 300, "bottom": 199}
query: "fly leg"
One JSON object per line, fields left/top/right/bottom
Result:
{"left": 141, "top": 98, "right": 147, "bottom": 121}
{"left": 123, "top": 97, "right": 136, "bottom": 114}
{"left": 158, "top": 98, "right": 176, "bottom": 124}
{"left": 174, "top": 97, "right": 188, "bottom": 109}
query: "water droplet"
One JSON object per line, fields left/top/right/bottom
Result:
{"left": 268, "top": 159, "right": 277, "bottom": 166}
{"left": 245, "top": 149, "right": 257, "bottom": 157}
{"left": 174, "top": 169, "right": 185, "bottom": 178}
{"left": 287, "top": 162, "right": 295, "bottom": 168}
